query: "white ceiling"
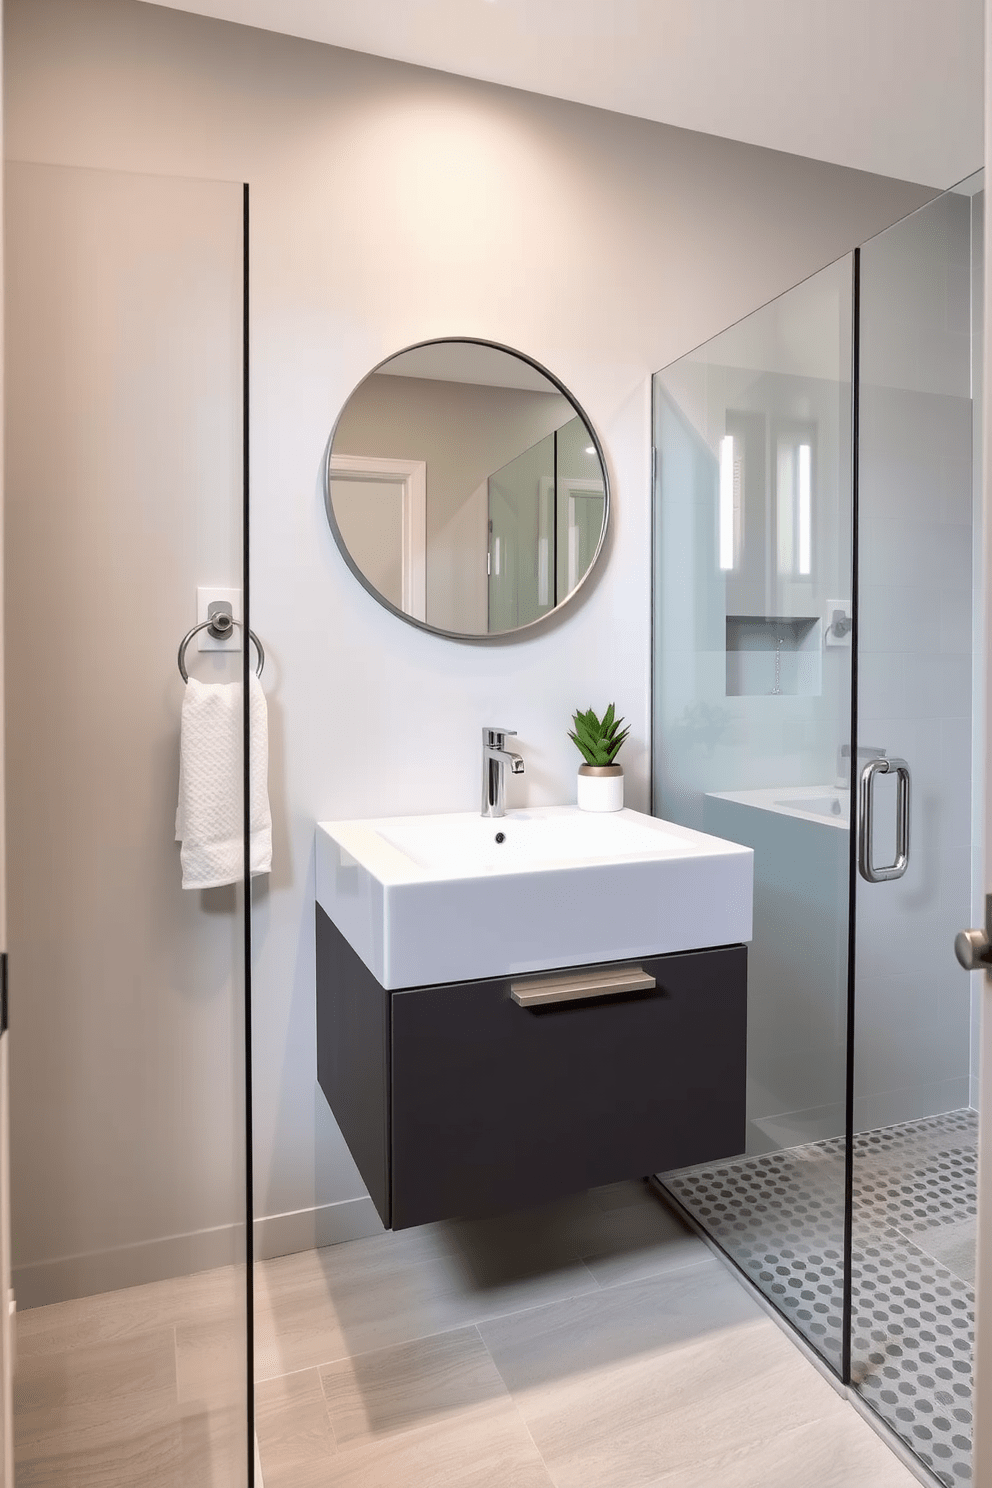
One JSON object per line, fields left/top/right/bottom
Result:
{"left": 139, "top": 0, "right": 983, "bottom": 188}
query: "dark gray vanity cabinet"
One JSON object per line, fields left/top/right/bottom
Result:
{"left": 316, "top": 905, "right": 747, "bottom": 1230}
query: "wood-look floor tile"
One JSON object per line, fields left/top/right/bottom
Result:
{"left": 15, "top": 1420, "right": 184, "bottom": 1488}
{"left": 478, "top": 1259, "right": 740, "bottom": 1390}
{"left": 308, "top": 1396, "right": 554, "bottom": 1488}
{"left": 578, "top": 1197, "right": 708, "bottom": 1288}
{"left": 648, "top": 1409, "right": 922, "bottom": 1488}
{"left": 15, "top": 1327, "right": 182, "bottom": 1487}
{"left": 591, "top": 1180, "right": 660, "bottom": 1212}
{"left": 175, "top": 1311, "right": 250, "bottom": 1409}
{"left": 253, "top": 1229, "right": 598, "bottom": 1380}
{"left": 480, "top": 1270, "right": 860, "bottom": 1488}
{"left": 17, "top": 1263, "right": 244, "bottom": 1359}
{"left": 255, "top": 1369, "right": 335, "bottom": 1488}
{"left": 448, "top": 1185, "right": 709, "bottom": 1292}
{"left": 319, "top": 1325, "right": 508, "bottom": 1448}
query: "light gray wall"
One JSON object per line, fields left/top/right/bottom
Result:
{"left": 5, "top": 0, "right": 936, "bottom": 1286}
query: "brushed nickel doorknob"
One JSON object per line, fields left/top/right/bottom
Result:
{"left": 955, "top": 896, "right": 992, "bottom": 971}
{"left": 955, "top": 928, "right": 992, "bottom": 971}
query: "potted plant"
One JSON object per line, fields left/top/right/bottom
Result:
{"left": 569, "top": 704, "right": 630, "bottom": 812}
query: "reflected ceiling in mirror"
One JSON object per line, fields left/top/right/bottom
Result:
{"left": 324, "top": 339, "right": 609, "bottom": 639}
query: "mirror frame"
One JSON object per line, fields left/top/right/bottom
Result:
{"left": 322, "top": 337, "right": 611, "bottom": 642}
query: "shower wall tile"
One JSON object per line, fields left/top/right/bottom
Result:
{"left": 859, "top": 583, "right": 939, "bottom": 655}
{"left": 854, "top": 967, "right": 970, "bottom": 1097}
{"left": 940, "top": 585, "right": 974, "bottom": 654}
{"left": 942, "top": 454, "right": 975, "bottom": 524}
{"left": 854, "top": 1076, "right": 972, "bottom": 1135}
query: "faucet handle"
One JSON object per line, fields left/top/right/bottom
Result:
{"left": 483, "top": 726, "right": 517, "bottom": 746}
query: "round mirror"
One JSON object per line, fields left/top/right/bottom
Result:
{"left": 324, "top": 339, "right": 609, "bottom": 638}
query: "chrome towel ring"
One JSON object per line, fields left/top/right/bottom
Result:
{"left": 177, "top": 613, "right": 265, "bottom": 683}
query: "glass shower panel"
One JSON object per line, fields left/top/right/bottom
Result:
{"left": 555, "top": 413, "right": 606, "bottom": 599}
{"left": 488, "top": 431, "right": 555, "bottom": 631}
{"left": 652, "top": 256, "right": 855, "bottom": 1376}
{"left": 850, "top": 183, "right": 980, "bottom": 1484}
{"left": 487, "top": 415, "right": 606, "bottom": 632}
{"left": 5, "top": 163, "right": 250, "bottom": 1484}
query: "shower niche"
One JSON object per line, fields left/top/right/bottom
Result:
{"left": 718, "top": 407, "right": 823, "bottom": 697}
{"left": 725, "top": 615, "right": 821, "bottom": 697}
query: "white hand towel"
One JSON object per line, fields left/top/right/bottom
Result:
{"left": 176, "top": 673, "right": 272, "bottom": 890}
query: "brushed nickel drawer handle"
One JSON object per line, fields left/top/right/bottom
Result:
{"left": 510, "top": 965, "right": 656, "bottom": 1007}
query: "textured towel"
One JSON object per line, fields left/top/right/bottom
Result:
{"left": 176, "top": 674, "right": 272, "bottom": 890}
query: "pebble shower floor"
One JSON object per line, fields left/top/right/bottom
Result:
{"left": 662, "top": 1110, "right": 977, "bottom": 1485}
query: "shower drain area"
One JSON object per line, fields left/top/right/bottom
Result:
{"left": 661, "top": 1110, "right": 977, "bottom": 1486}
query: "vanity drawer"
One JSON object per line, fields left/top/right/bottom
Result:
{"left": 390, "top": 944, "right": 746, "bottom": 1229}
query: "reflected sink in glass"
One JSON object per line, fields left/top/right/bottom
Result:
{"left": 774, "top": 794, "right": 848, "bottom": 821}
{"left": 316, "top": 805, "right": 753, "bottom": 989}
{"left": 708, "top": 785, "right": 849, "bottom": 829}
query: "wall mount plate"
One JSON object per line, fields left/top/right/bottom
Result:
{"left": 196, "top": 587, "right": 241, "bottom": 652}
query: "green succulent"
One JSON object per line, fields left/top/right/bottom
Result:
{"left": 569, "top": 704, "right": 630, "bottom": 767}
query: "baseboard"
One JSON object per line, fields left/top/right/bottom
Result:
{"left": 15, "top": 1197, "right": 384, "bottom": 1309}
{"left": 253, "top": 1196, "right": 384, "bottom": 1260}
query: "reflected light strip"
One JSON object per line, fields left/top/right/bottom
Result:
{"left": 798, "top": 444, "right": 811, "bottom": 576}
{"left": 719, "top": 434, "right": 734, "bottom": 571}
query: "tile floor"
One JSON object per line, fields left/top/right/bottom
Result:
{"left": 664, "top": 1110, "right": 977, "bottom": 1485}
{"left": 13, "top": 1180, "right": 925, "bottom": 1487}
{"left": 14, "top": 1263, "right": 248, "bottom": 1486}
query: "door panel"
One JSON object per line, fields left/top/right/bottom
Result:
{"left": 652, "top": 254, "right": 855, "bottom": 1378}
{"left": 6, "top": 161, "right": 250, "bottom": 1485}
{"left": 850, "top": 187, "right": 979, "bottom": 1484}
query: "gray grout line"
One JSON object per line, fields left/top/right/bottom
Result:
{"left": 470, "top": 1325, "right": 560, "bottom": 1486}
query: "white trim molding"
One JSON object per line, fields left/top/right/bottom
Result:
{"left": 329, "top": 452, "right": 427, "bottom": 621}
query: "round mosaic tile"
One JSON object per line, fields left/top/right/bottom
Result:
{"left": 661, "top": 1109, "right": 977, "bottom": 1487}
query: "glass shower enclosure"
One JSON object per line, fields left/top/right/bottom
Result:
{"left": 5, "top": 163, "right": 253, "bottom": 1485}
{"left": 652, "top": 178, "right": 982, "bottom": 1487}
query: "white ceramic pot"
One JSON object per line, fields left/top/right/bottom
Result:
{"left": 577, "top": 764, "right": 624, "bottom": 812}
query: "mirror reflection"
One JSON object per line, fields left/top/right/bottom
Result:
{"left": 325, "top": 339, "right": 608, "bottom": 637}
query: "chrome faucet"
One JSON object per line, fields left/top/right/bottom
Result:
{"left": 482, "top": 727, "right": 524, "bottom": 818}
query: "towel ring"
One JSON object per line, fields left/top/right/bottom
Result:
{"left": 177, "top": 616, "right": 265, "bottom": 683}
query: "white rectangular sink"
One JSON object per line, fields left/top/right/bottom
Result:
{"left": 316, "top": 805, "right": 753, "bottom": 990}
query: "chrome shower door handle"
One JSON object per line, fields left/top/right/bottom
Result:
{"left": 858, "top": 755, "right": 911, "bottom": 883}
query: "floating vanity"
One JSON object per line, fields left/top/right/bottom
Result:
{"left": 315, "top": 805, "right": 754, "bottom": 1229}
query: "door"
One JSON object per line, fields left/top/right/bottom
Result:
{"left": 850, "top": 185, "right": 981, "bottom": 1484}
{"left": 651, "top": 251, "right": 856, "bottom": 1381}
{"left": 328, "top": 453, "right": 427, "bottom": 622}
{"left": 651, "top": 175, "right": 987, "bottom": 1488}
